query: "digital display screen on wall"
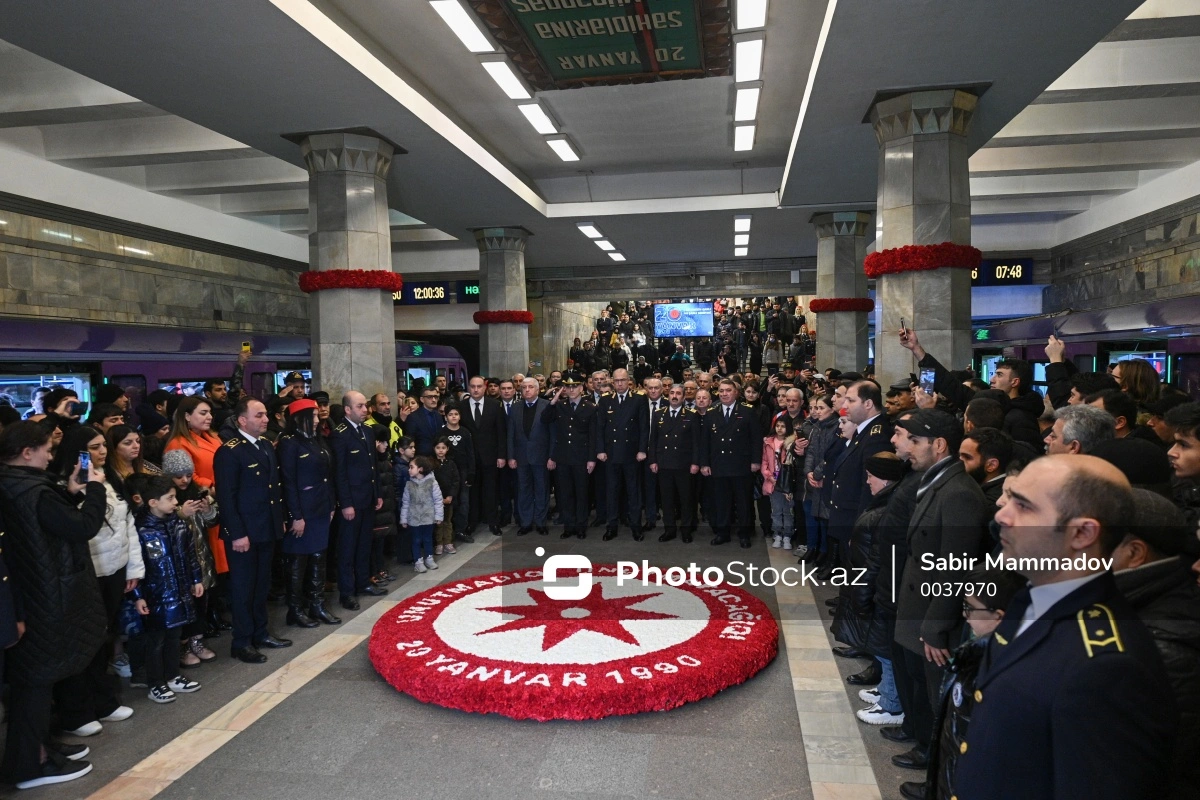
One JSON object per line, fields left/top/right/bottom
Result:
{"left": 654, "top": 302, "right": 714, "bottom": 338}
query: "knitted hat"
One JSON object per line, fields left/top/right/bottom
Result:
{"left": 865, "top": 452, "right": 906, "bottom": 482}
{"left": 161, "top": 449, "right": 195, "bottom": 477}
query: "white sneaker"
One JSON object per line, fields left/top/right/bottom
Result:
{"left": 443, "top": 543, "right": 457, "bottom": 554}
{"left": 148, "top": 685, "right": 176, "bottom": 704}
{"left": 782, "top": 537, "right": 792, "bottom": 550}
{"left": 62, "top": 721, "right": 102, "bottom": 737}
{"left": 414, "top": 560, "right": 428, "bottom": 573}
{"left": 14, "top": 758, "right": 93, "bottom": 790}
{"left": 434, "top": 544, "right": 444, "bottom": 555}
{"left": 771, "top": 535, "right": 783, "bottom": 549}
{"left": 99, "top": 705, "right": 133, "bottom": 722}
{"left": 109, "top": 653, "right": 131, "bottom": 678}
{"left": 856, "top": 703, "right": 905, "bottom": 726}
{"left": 858, "top": 687, "right": 881, "bottom": 704}
{"left": 424, "top": 555, "right": 439, "bottom": 570}
{"left": 167, "top": 676, "right": 201, "bottom": 694}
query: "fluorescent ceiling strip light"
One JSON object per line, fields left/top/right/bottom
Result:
{"left": 268, "top": 0, "right": 545, "bottom": 214}
{"left": 576, "top": 222, "right": 603, "bottom": 239}
{"left": 734, "top": 214, "right": 752, "bottom": 232}
{"left": 734, "top": 35, "right": 764, "bottom": 82}
{"left": 609, "top": 252, "right": 627, "bottom": 262}
{"left": 734, "top": 233, "right": 750, "bottom": 246}
{"left": 735, "top": 247, "right": 749, "bottom": 257}
{"left": 734, "top": 85, "right": 761, "bottom": 122}
{"left": 481, "top": 58, "right": 531, "bottom": 100}
{"left": 546, "top": 192, "right": 778, "bottom": 217}
{"left": 546, "top": 136, "right": 580, "bottom": 162}
{"left": 733, "top": 123, "right": 756, "bottom": 151}
{"left": 429, "top": 0, "right": 494, "bottom": 53}
{"left": 736, "top": 0, "right": 768, "bottom": 30}
{"left": 517, "top": 102, "right": 558, "bottom": 135}
{"left": 779, "top": 0, "right": 838, "bottom": 194}
{"left": 595, "top": 239, "right": 616, "bottom": 251}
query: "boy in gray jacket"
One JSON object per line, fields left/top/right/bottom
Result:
{"left": 400, "top": 456, "right": 444, "bottom": 573}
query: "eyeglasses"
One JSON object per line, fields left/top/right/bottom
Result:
{"left": 962, "top": 601, "right": 998, "bottom": 615}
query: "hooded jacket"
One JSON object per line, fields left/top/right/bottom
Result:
{"left": 400, "top": 471, "right": 444, "bottom": 528}
{"left": 131, "top": 510, "right": 202, "bottom": 630}
{"left": 1003, "top": 390, "right": 1047, "bottom": 451}
{"left": 88, "top": 479, "right": 146, "bottom": 579}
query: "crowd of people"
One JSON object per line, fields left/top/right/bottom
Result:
{"left": 0, "top": 300, "right": 1196, "bottom": 796}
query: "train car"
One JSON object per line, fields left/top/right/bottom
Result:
{"left": 0, "top": 318, "right": 467, "bottom": 416}
{"left": 972, "top": 296, "right": 1200, "bottom": 399}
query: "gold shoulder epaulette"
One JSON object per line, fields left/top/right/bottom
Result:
{"left": 1077, "top": 603, "right": 1124, "bottom": 658}
{"left": 335, "top": 423, "right": 348, "bottom": 433}
{"left": 223, "top": 437, "right": 240, "bottom": 448}
{"left": 870, "top": 423, "right": 883, "bottom": 435}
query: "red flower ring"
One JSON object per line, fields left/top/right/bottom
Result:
{"left": 808, "top": 298, "right": 875, "bottom": 313}
{"left": 369, "top": 565, "right": 779, "bottom": 721}
{"left": 863, "top": 242, "right": 982, "bottom": 279}
{"left": 298, "top": 269, "right": 404, "bottom": 293}
{"left": 473, "top": 310, "right": 534, "bottom": 325}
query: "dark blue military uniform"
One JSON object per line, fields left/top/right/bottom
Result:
{"left": 954, "top": 572, "right": 1177, "bottom": 800}
{"left": 698, "top": 402, "right": 761, "bottom": 545}
{"left": 543, "top": 393, "right": 596, "bottom": 538}
{"left": 648, "top": 404, "right": 700, "bottom": 541}
{"left": 596, "top": 390, "right": 649, "bottom": 538}
{"left": 213, "top": 432, "right": 284, "bottom": 651}
{"left": 827, "top": 414, "right": 893, "bottom": 559}
{"left": 277, "top": 433, "right": 333, "bottom": 555}
{"left": 587, "top": 390, "right": 611, "bottom": 524}
{"left": 641, "top": 395, "right": 666, "bottom": 527}
{"left": 329, "top": 420, "right": 378, "bottom": 598}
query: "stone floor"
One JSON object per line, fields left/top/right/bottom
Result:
{"left": 1, "top": 522, "right": 919, "bottom": 800}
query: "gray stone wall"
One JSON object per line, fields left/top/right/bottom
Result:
{"left": 1045, "top": 196, "right": 1200, "bottom": 312}
{"left": 0, "top": 208, "right": 307, "bottom": 333}
{"left": 530, "top": 299, "right": 610, "bottom": 373}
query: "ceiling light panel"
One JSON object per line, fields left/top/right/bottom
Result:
{"left": 735, "top": 247, "right": 749, "bottom": 257}
{"left": 733, "top": 124, "right": 756, "bottom": 152}
{"left": 734, "top": 215, "right": 752, "bottom": 233}
{"left": 546, "top": 135, "right": 580, "bottom": 162}
{"left": 577, "top": 222, "right": 603, "bottom": 239}
{"left": 734, "top": 34, "right": 764, "bottom": 83}
{"left": 734, "top": 85, "right": 761, "bottom": 122}
{"left": 429, "top": 0, "right": 494, "bottom": 52}
{"left": 481, "top": 57, "right": 531, "bottom": 99}
{"left": 736, "top": 0, "right": 768, "bottom": 30}
{"left": 595, "top": 239, "right": 616, "bottom": 251}
{"left": 609, "top": 252, "right": 627, "bottom": 262}
{"left": 734, "top": 233, "right": 750, "bottom": 246}
{"left": 517, "top": 102, "right": 558, "bottom": 135}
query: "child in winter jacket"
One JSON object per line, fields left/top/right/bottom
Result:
{"left": 761, "top": 415, "right": 798, "bottom": 550}
{"left": 392, "top": 437, "right": 415, "bottom": 565}
{"left": 128, "top": 475, "right": 204, "bottom": 704}
{"left": 371, "top": 425, "right": 398, "bottom": 585}
{"left": 400, "top": 456, "right": 443, "bottom": 573}
{"left": 437, "top": 405, "right": 475, "bottom": 538}
{"left": 432, "top": 438, "right": 460, "bottom": 556}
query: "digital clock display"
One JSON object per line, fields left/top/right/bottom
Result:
{"left": 394, "top": 281, "right": 452, "bottom": 305}
{"left": 972, "top": 258, "right": 1034, "bottom": 287}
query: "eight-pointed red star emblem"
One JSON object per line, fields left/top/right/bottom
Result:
{"left": 476, "top": 584, "right": 679, "bottom": 651}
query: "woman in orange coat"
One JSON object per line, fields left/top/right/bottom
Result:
{"left": 164, "top": 397, "right": 224, "bottom": 572}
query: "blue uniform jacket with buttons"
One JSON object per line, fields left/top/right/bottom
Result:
{"left": 954, "top": 572, "right": 1178, "bottom": 800}
{"left": 542, "top": 399, "right": 597, "bottom": 466}
{"left": 330, "top": 421, "right": 378, "bottom": 510}
{"left": 213, "top": 434, "right": 284, "bottom": 543}
{"left": 277, "top": 433, "right": 334, "bottom": 524}
{"left": 829, "top": 415, "right": 893, "bottom": 517}
{"left": 596, "top": 391, "right": 649, "bottom": 463}
{"left": 697, "top": 403, "right": 761, "bottom": 477}
{"left": 648, "top": 406, "right": 700, "bottom": 471}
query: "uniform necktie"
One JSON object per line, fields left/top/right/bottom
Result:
{"left": 671, "top": 409, "right": 678, "bottom": 419}
{"left": 724, "top": 406, "right": 731, "bottom": 421}
{"left": 473, "top": 401, "right": 481, "bottom": 423}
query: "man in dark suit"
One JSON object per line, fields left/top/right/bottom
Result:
{"left": 329, "top": 391, "right": 385, "bottom": 611}
{"left": 496, "top": 379, "right": 518, "bottom": 528}
{"left": 213, "top": 398, "right": 291, "bottom": 663}
{"left": 952, "top": 455, "right": 1178, "bottom": 800}
{"left": 890, "top": 410, "right": 989, "bottom": 773}
{"left": 597, "top": 368, "right": 649, "bottom": 541}
{"left": 698, "top": 379, "right": 761, "bottom": 547}
{"left": 828, "top": 381, "right": 893, "bottom": 564}
{"left": 587, "top": 370, "right": 612, "bottom": 526}
{"left": 542, "top": 372, "right": 596, "bottom": 539}
{"left": 507, "top": 377, "right": 555, "bottom": 534}
{"left": 405, "top": 386, "right": 443, "bottom": 456}
{"left": 461, "top": 375, "right": 507, "bottom": 537}
{"left": 649, "top": 383, "right": 700, "bottom": 542}
{"left": 640, "top": 377, "right": 667, "bottom": 529}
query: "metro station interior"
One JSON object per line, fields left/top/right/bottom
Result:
{"left": 0, "top": 0, "right": 1198, "bottom": 799}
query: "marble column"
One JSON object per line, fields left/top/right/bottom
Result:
{"left": 474, "top": 227, "right": 531, "bottom": 380}
{"left": 870, "top": 89, "right": 977, "bottom": 386}
{"left": 301, "top": 132, "right": 398, "bottom": 401}
{"left": 811, "top": 211, "right": 872, "bottom": 372}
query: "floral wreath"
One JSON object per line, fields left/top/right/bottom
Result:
{"left": 863, "top": 242, "right": 981, "bottom": 279}
{"left": 298, "top": 269, "right": 404, "bottom": 293}
{"left": 473, "top": 310, "right": 534, "bottom": 325}
{"left": 808, "top": 297, "right": 875, "bottom": 313}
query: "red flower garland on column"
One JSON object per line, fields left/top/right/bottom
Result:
{"left": 863, "top": 242, "right": 981, "bottom": 279}
{"left": 298, "top": 269, "right": 404, "bottom": 293}
{"left": 809, "top": 298, "right": 875, "bottom": 313}
{"left": 473, "top": 310, "right": 534, "bottom": 325}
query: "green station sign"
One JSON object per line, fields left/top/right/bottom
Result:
{"left": 504, "top": 0, "right": 704, "bottom": 82}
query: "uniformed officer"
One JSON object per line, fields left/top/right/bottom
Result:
{"left": 953, "top": 455, "right": 1178, "bottom": 800}
{"left": 597, "top": 368, "right": 649, "bottom": 540}
{"left": 276, "top": 398, "right": 340, "bottom": 628}
{"left": 827, "top": 380, "right": 893, "bottom": 566}
{"left": 213, "top": 398, "right": 291, "bottom": 663}
{"left": 640, "top": 377, "right": 667, "bottom": 529}
{"left": 329, "top": 391, "right": 385, "bottom": 611}
{"left": 587, "top": 370, "right": 611, "bottom": 527}
{"left": 542, "top": 371, "right": 596, "bottom": 540}
{"left": 698, "top": 379, "right": 761, "bottom": 547}
{"left": 648, "top": 383, "right": 700, "bottom": 542}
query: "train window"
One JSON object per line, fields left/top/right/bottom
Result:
{"left": 1177, "top": 355, "right": 1200, "bottom": 401}
{"left": 250, "top": 371, "right": 277, "bottom": 401}
{"left": 109, "top": 375, "right": 147, "bottom": 411}
{"left": 0, "top": 373, "right": 91, "bottom": 417}
{"left": 406, "top": 365, "right": 432, "bottom": 392}
{"left": 159, "top": 380, "right": 213, "bottom": 397}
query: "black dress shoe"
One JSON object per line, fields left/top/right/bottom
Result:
{"left": 602, "top": 528, "right": 618, "bottom": 541}
{"left": 891, "top": 748, "right": 928, "bottom": 770}
{"left": 560, "top": 529, "right": 575, "bottom": 539}
{"left": 516, "top": 527, "right": 531, "bottom": 536}
{"left": 455, "top": 531, "right": 475, "bottom": 544}
{"left": 824, "top": 597, "right": 839, "bottom": 607}
{"left": 880, "top": 725, "right": 915, "bottom": 743}
{"left": 643, "top": 520, "right": 656, "bottom": 531}
{"left": 359, "top": 584, "right": 388, "bottom": 596}
{"left": 232, "top": 646, "right": 267, "bottom": 664}
{"left": 536, "top": 526, "right": 549, "bottom": 536}
{"left": 658, "top": 531, "right": 676, "bottom": 542}
{"left": 681, "top": 533, "right": 693, "bottom": 543}
{"left": 832, "top": 646, "right": 869, "bottom": 659}
{"left": 738, "top": 538, "right": 752, "bottom": 549}
{"left": 254, "top": 633, "right": 293, "bottom": 649}
{"left": 899, "top": 781, "right": 928, "bottom": 800}
{"left": 710, "top": 535, "right": 730, "bottom": 546}
{"left": 632, "top": 529, "right": 645, "bottom": 542}
{"left": 846, "top": 663, "right": 883, "bottom": 685}
{"left": 489, "top": 525, "right": 503, "bottom": 536}
{"left": 340, "top": 595, "right": 361, "bottom": 611}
